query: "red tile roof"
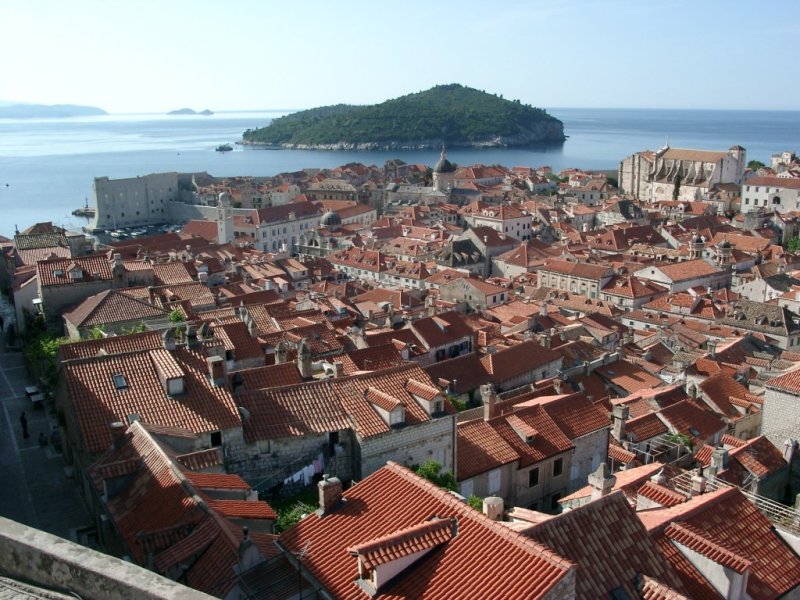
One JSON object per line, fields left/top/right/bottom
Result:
{"left": 64, "top": 289, "right": 170, "bottom": 328}
{"left": 183, "top": 471, "right": 250, "bottom": 491}
{"left": 238, "top": 363, "right": 452, "bottom": 442}
{"left": 637, "top": 481, "right": 687, "bottom": 508}
{"left": 206, "top": 499, "right": 277, "bottom": 520}
{"left": 64, "top": 347, "right": 241, "bottom": 454}
{"left": 658, "top": 400, "right": 726, "bottom": 445}
{"left": 456, "top": 419, "right": 519, "bottom": 480}
{"left": 37, "top": 254, "right": 113, "bottom": 287}
{"left": 347, "top": 517, "right": 455, "bottom": 571}
{"left": 480, "top": 341, "right": 562, "bottom": 385}
{"left": 278, "top": 462, "right": 574, "bottom": 600}
{"left": 664, "top": 522, "right": 752, "bottom": 573}
{"left": 521, "top": 492, "right": 687, "bottom": 599}
{"left": 640, "top": 487, "right": 800, "bottom": 598}
{"left": 626, "top": 413, "right": 668, "bottom": 442}
{"left": 595, "top": 360, "right": 664, "bottom": 394}
{"left": 539, "top": 258, "right": 613, "bottom": 279}
{"left": 409, "top": 310, "right": 473, "bottom": 349}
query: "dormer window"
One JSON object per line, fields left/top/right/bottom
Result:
{"left": 112, "top": 374, "right": 128, "bottom": 390}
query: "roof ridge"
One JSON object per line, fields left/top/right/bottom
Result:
{"left": 664, "top": 522, "right": 753, "bottom": 573}
{"left": 383, "top": 462, "right": 575, "bottom": 572}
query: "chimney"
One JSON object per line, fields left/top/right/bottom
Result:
{"left": 588, "top": 463, "right": 616, "bottom": 500}
{"left": 162, "top": 328, "right": 176, "bottom": 351}
{"left": 207, "top": 355, "right": 226, "bottom": 387}
{"left": 110, "top": 421, "right": 127, "bottom": 449}
{"left": 481, "top": 383, "right": 498, "bottom": 421}
{"left": 784, "top": 438, "right": 798, "bottom": 464}
{"left": 318, "top": 476, "right": 342, "bottom": 516}
{"left": 690, "top": 466, "right": 707, "bottom": 496}
{"left": 332, "top": 361, "right": 343, "bottom": 378}
{"left": 540, "top": 331, "right": 551, "bottom": 349}
{"left": 186, "top": 324, "right": 199, "bottom": 349}
{"left": 482, "top": 496, "right": 504, "bottom": 521}
{"left": 553, "top": 379, "right": 563, "bottom": 394}
{"left": 709, "top": 446, "right": 729, "bottom": 478}
{"left": 651, "top": 467, "right": 668, "bottom": 486}
{"left": 706, "top": 339, "right": 717, "bottom": 358}
{"left": 611, "top": 404, "right": 629, "bottom": 441}
{"left": 539, "top": 302, "right": 548, "bottom": 317}
{"left": 274, "top": 341, "right": 288, "bottom": 365}
{"left": 297, "top": 339, "right": 313, "bottom": 379}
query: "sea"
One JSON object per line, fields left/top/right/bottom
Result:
{"left": 0, "top": 108, "right": 798, "bottom": 238}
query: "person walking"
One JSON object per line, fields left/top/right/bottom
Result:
{"left": 20, "top": 412, "right": 29, "bottom": 439}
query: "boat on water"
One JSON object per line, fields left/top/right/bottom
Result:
{"left": 216, "top": 144, "right": 233, "bottom": 152}
{"left": 72, "top": 198, "right": 96, "bottom": 217}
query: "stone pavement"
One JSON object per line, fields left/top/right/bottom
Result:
{"left": 0, "top": 323, "right": 93, "bottom": 544}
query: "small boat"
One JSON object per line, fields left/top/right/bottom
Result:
{"left": 216, "top": 144, "right": 233, "bottom": 152}
{"left": 72, "top": 198, "right": 96, "bottom": 217}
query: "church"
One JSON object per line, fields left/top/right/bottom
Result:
{"left": 619, "top": 145, "right": 746, "bottom": 203}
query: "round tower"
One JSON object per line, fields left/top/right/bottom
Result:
{"left": 432, "top": 147, "right": 456, "bottom": 192}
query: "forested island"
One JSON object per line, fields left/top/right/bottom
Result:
{"left": 241, "top": 84, "right": 565, "bottom": 150}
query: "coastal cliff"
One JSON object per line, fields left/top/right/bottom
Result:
{"left": 241, "top": 84, "right": 565, "bottom": 149}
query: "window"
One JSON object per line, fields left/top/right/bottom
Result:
{"left": 488, "top": 468, "right": 501, "bottom": 494}
{"left": 112, "top": 374, "right": 128, "bottom": 390}
{"left": 553, "top": 457, "right": 564, "bottom": 477}
{"left": 528, "top": 467, "right": 539, "bottom": 487}
{"left": 210, "top": 431, "right": 222, "bottom": 447}
{"left": 258, "top": 439, "right": 271, "bottom": 454}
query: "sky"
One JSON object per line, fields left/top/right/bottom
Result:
{"left": 1, "top": 0, "right": 798, "bottom": 114}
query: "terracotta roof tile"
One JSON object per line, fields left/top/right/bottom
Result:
{"left": 347, "top": 518, "right": 455, "bottom": 571}
{"left": 64, "top": 347, "right": 241, "bottom": 454}
{"left": 206, "top": 499, "right": 277, "bottom": 520}
{"left": 278, "top": 462, "right": 574, "bottom": 600}
{"left": 665, "top": 522, "right": 753, "bottom": 573}
{"left": 641, "top": 487, "right": 800, "bottom": 598}
{"left": 522, "top": 492, "right": 687, "bottom": 599}
{"left": 480, "top": 341, "right": 562, "bottom": 385}
{"left": 637, "top": 481, "right": 687, "bottom": 508}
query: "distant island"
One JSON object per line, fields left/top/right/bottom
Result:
{"left": 168, "top": 108, "right": 214, "bottom": 116}
{"left": 0, "top": 103, "right": 107, "bottom": 118}
{"left": 241, "top": 84, "right": 565, "bottom": 150}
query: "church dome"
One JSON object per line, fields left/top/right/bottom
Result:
{"left": 433, "top": 147, "right": 456, "bottom": 174}
{"left": 321, "top": 210, "right": 342, "bottom": 228}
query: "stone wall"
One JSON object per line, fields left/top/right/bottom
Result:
{"left": 763, "top": 387, "right": 800, "bottom": 448}
{"left": 0, "top": 517, "right": 214, "bottom": 600}
{"left": 92, "top": 173, "right": 180, "bottom": 230}
{"left": 567, "top": 428, "right": 609, "bottom": 493}
{"left": 359, "top": 415, "right": 455, "bottom": 479}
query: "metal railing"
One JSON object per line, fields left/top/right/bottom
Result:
{"left": 670, "top": 471, "right": 800, "bottom": 537}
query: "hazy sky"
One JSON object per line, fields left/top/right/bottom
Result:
{"left": 2, "top": 0, "right": 798, "bottom": 113}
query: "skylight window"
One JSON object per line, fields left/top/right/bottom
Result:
{"left": 112, "top": 374, "right": 128, "bottom": 390}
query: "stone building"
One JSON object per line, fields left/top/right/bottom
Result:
{"left": 619, "top": 146, "right": 746, "bottom": 203}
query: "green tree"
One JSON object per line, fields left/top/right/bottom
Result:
{"left": 23, "top": 333, "right": 69, "bottom": 393}
{"left": 414, "top": 460, "right": 458, "bottom": 492}
{"left": 787, "top": 237, "right": 800, "bottom": 253}
{"left": 672, "top": 172, "right": 682, "bottom": 201}
{"left": 168, "top": 309, "right": 185, "bottom": 323}
{"left": 87, "top": 325, "right": 106, "bottom": 340}
{"left": 747, "top": 160, "right": 765, "bottom": 171}
{"left": 467, "top": 495, "right": 483, "bottom": 511}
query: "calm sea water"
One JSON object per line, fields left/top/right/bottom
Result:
{"left": 0, "top": 108, "right": 798, "bottom": 238}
